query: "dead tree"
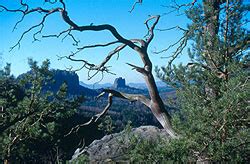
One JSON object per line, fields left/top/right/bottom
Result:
{"left": 0, "top": 0, "right": 177, "bottom": 137}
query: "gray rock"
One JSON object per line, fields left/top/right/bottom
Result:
{"left": 71, "top": 126, "right": 171, "bottom": 163}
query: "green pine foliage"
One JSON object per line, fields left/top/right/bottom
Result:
{"left": 124, "top": 123, "right": 190, "bottom": 162}
{"left": 156, "top": 0, "right": 249, "bottom": 162}
{"left": 0, "top": 59, "right": 83, "bottom": 163}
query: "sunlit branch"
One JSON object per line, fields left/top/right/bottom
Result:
{"left": 101, "top": 89, "right": 151, "bottom": 107}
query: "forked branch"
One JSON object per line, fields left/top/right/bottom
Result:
{"left": 144, "top": 15, "right": 160, "bottom": 46}
{"left": 65, "top": 89, "right": 151, "bottom": 136}
{"left": 65, "top": 92, "right": 114, "bottom": 137}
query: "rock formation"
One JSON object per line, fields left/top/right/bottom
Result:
{"left": 18, "top": 69, "right": 98, "bottom": 97}
{"left": 71, "top": 126, "right": 170, "bottom": 163}
{"left": 113, "top": 77, "right": 126, "bottom": 88}
{"left": 47, "top": 70, "right": 99, "bottom": 97}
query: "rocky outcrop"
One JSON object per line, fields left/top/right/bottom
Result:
{"left": 110, "top": 77, "right": 147, "bottom": 95}
{"left": 18, "top": 69, "right": 98, "bottom": 97}
{"left": 71, "top": 126, "right": 171, "bottom": 163}
{"left": 51, "top": 69, "right": 80, "bottom": 95}
{"left": 113, "top": 77, "right": 126, "bottom": 88}
{"left": 50, "top": 69, "right": 98, "bottom": 97}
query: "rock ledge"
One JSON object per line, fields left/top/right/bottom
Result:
{"left": 71, "top": 126, "right": 171, "bottom": 163}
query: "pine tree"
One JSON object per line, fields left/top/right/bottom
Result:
{"left": 157, "top": 0, "right": 249, "bottom": 162}
{"left": 0, "top": 60, "right": 83, "bottom": 163}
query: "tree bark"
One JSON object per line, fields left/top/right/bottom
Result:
{"left": 139, "top": 50, "right": 176, "bottom": 137}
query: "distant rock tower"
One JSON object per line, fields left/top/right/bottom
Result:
{"left": 113, "top": 77, "right": 126, "bottom": 88}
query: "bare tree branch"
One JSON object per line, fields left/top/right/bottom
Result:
{"left": 156, "top": 25, "right": 187, "bottom": 32}
{"left": 170, "top": 0, "right": 197, "bottom": 11}
{"left": 42, "top": 28, "right": 72, "bottom": 39}
{"left": 162, "top": 0, "right": 197, "bottom": 13}
{"left": 45, "top": 0, "right": 58, "bottom": 5}
{"left": 0, "top": 2, "right": 139, "bottom": 51}
{"left": 153, "top": 29, "right": 189, "bottom": 75}
{"left": 166, "top": 37, "right": 187, "bottom": 69}
{"left": 154, "top": 34, "right": 187, "bottom": 55}
{"left": 126, "top": 62, "right": 147, "bottom": 75}
{"left": 77, "top": 41, "right": 120, "bottom": 51}
{"left": 129, "top": 0, "right": 142, "bottom": 13}
{"left": 8, "top": 8, "right": 60, "bottom": 51}
{"left": 101, "top": 89, "right": 151, "bottom": 107}
{"left": 60, "top": 43, "right": 126, "bottom": 80}
{"left": 65, "top": 92, "right": 114, "bottom": 137}
{"left": 65, "top": 88, "right": 151, "bottom": 136}
{"left": 144, "top": 15, "right": 160, "bottom": 46}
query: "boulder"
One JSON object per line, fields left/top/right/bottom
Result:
{"left": 71, "top": 126, "right": 171, "bottom": 163}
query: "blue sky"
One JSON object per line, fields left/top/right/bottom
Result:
{"left": 0, "top": 0, "right": 191, "bottom": 84}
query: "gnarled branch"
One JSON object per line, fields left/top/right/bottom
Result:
{"left": 65, "top": 88, "right": 151, "bottom": 136}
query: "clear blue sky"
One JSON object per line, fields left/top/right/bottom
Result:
{"left": 0, "top": 0, "right": 191, "bottom": 84}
